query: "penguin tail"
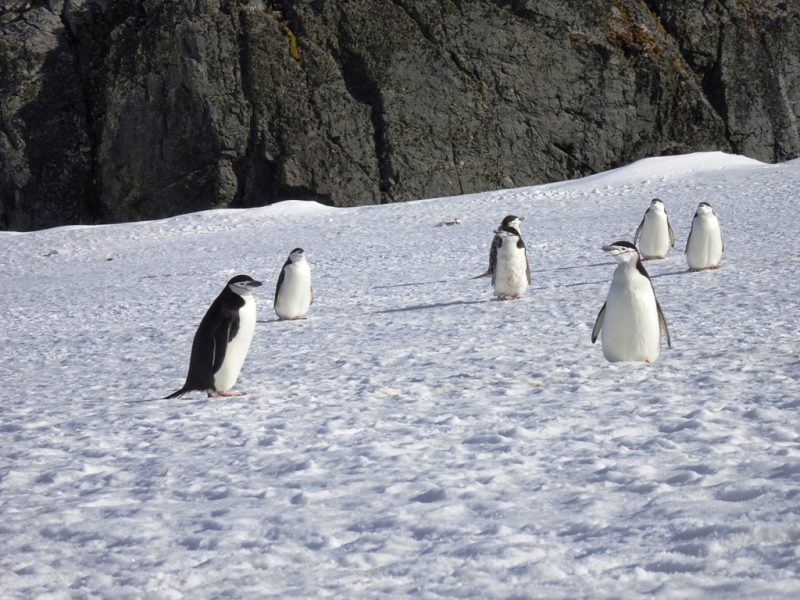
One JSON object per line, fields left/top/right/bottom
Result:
{"left": 164, "top": 387, "right": 189, "bottom": 399}
{"left": 471, "top": 271, "right": 491, "bottom": 280}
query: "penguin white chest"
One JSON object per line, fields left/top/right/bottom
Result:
{"left": 687, "top": 214, "right": 722, "bottom": 270}
{"left": 275, "top": 261, "right": 312, "bottom": 320}
{"left": 214, "top": 296, "right": 256, "bottom": 391}
{"left": 601, "top": 268, "right": 662, "bottom": 362}
{"left": 639, "top": 211, "right": 671, "bottom": 258}
{"left": 493, "top": 242, "right": 528, "bottom": 299}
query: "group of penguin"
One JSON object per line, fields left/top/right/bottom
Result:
{"left": 165, "top": 198, "right": 724, "bottom": 399}
{"left": 479, "top": 198, "right": 723, "bottom": 364}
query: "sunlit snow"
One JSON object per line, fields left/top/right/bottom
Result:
{"left": 2, "top": 152, "right": 799, "bottom": 598}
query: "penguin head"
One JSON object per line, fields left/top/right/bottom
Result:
{"left": 649, "top": 198, "right": 665, "bottom": 212}
{"left": 288, "top": 248, "right": 307, "bottom": 263}
{"left": 602, "top": 241, "right": 640, "bottom": 264}
{"left": 500, "top": 215, "right": 524, "bottom": 230}
{"left": 696, "top": 202, "right": 713, "bottom": 215}
{"left": 227, "top": 274, "right": 263, "bottom": 296}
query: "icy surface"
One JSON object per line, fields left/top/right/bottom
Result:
{"left": 2, "top": 152, "right": 800, "bottom": 598}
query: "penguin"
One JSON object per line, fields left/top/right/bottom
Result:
{"left": 165, "top": 274, "right": 262, "bottom": 399}
{"left": 274, "top": 248, "right": 313, "bottom": 320}
{"left": 475, "top": 215, "right": 524, "bottom": 279}
{"left": 591, "top": 241, "right": 671, "bottom": 362}
{"left": 492, "top": 226, "right": 530, "bottom": 300}
{"left": 685, "top": 202, "right": 724, "bottom": 271}
{"left": 633, "top": 198, "right": 675, "bottom": 259}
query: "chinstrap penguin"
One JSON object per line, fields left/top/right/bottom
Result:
{"left": 634, "top": 198, "right": 675, "bottom": 259}
{"left": 685, "top": 202, "right": 723, "bottom": 271}
{"left": 274, "top": 248, "right": 313, "bottom": 320}
{"left": 475, "top": 215, "right": 524, "bottom": 279}
{"left": 492, "top": 226, "right": 530, "bottom": 300}
{"left": 592, "top": 241, "right": 671, "bottom": 362}
{"left": 165, "top": 274, "right": 262, "bottom": 399}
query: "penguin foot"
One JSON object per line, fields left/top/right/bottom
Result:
{"left": 207, "top": 390, "right": 246, "bottom": 398}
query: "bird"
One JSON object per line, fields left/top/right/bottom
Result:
{"left": 165, "top": 274, "right": 262, "bottom": 399}
{"left": 592, "top": 241, "right": 671, "bottom": 362}
{"left": 274, "top": 248, "right": 313, "bottom": 320}
{"left": 475, "top": 215, "right": 524, "bottom": 279}
{"left": 685, "top": 202, "right": 724, "bottom": 271}
{"left": 492, "top": 226, "right": 530, "bottom": 300}
{"left": 634, "top": 198, "right": 675, "bottom": 259}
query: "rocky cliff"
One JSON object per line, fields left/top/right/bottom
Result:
{"left": 1, "top": 0, "right": 798, "bottom": 231}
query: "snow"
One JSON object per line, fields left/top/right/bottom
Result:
{"left": 2, "top": 152, "right": 800, "bottom": 598}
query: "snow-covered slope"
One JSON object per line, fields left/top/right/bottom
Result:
{"left": 2, "top": 152, "right": 800, "bottom": 598}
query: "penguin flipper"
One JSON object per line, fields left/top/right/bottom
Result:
{"left": 274, "top": 264, "right": 287, "bottom": 307}
{"left": 668, "top": 219, "right": 675, "bottom": 247}
{"left": 684, "top": 221, "right": 694, "bottom": 254}
{"left": 211, "top": 318, "right": 235, "bottom": 373}
{"left": 227, "top": 314, "right": 240, "bottom": 343}
{"left": 591, "top": 302, "right": 606, "bottom": 344}
{"left": 656, "top": 300, "right": 671, "bottom": 347}
{"left": 634, "top": 217, "right": 644, "bottom": 246}
{"left": 486, "top": 235, "right": 500, "bottom": 279}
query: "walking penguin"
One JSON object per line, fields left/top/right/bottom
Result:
{"left": 685, "top": 202, "right": 724, "bottom": 270}
{"left": 592, "top": 241, "right": 671, "bottom": 362}
{"left": 274, "top": 248, "right": 313, "bottom": 320}
{"left": 165, "top": 274, "right": 262, "bottom": 398}
{"left": 634, "top": 198, "right": 675, "bottom": 259}
{"left": 492, "top": 226, "right": 530, "bottom": 300}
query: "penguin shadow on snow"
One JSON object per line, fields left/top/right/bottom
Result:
{"left": 528, "top": 261, "right": 610, "bottom": 274}
{"left": 374, "top": 298, "right": 491, "bottom": 314}
{"left": 649, "top": 259, "right": 721, "bottom": 279}
{"left": 256, "top": 317, "right": 311, "bottom": 324}
{"left": 372, "top": 278, "right": 458, "bottom": 290}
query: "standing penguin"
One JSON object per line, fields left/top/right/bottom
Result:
{"left": 685, "top": 202, "right": 724, "bottom": 271}
{"left": 492, "top": 226, "right": 530, "bottom": 300}
{"left": 165, "top": 274, "right": 262, "bottom": 399}
{"left": 274, "top": 248, "right": 313, "bottom": 320}
{"left": 634, "top": 198, "right": 675, "bottom": 259}
{"left": 475, "top": 215, "right": 524, "bottom": 279}
{"left": 592, "top": 241, "right": 671, "bottom": 362}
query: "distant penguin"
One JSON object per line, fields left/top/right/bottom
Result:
{"left": 634, "top": 198, "right": 675, "bottom": 259}
{"left": 685, "top": 202, "right": 723, "bottom": 271}
{"left": 492, "top": 226, "right": 530, "bottom": 300}
{"left": 475, "top": 215, "right": 524, "bottom": 279}
{"left": 592, "top": 241, "right": 671, "bottom": 362}
{"left": 165, "top": 275, "right": 262, "bottom": 399}
{"left": 274, "top": 248, "right": 313, "bottom": 320}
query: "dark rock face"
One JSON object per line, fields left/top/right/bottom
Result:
{"left": 1, "top": 0, "right": 798, "bottom": 231}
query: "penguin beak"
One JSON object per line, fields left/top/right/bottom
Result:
{"left": 247, "top": 281, "right": 263, "bottom": 290}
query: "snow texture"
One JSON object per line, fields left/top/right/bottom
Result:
{"left": 2, "top": 153, "right": 800, "bottom": 598}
